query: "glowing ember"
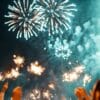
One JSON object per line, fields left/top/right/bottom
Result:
{"left": 27, "top": 61, "right": 45, "bottom": 76}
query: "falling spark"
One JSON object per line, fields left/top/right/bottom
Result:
{"left": 27, "top": 61, "right": 45, "bottom": 76}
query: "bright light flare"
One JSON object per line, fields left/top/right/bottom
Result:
{"left": 27, "top": 61, "right": 45, "bottom": 76}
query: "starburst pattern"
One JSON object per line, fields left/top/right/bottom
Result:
{"left": 37, "top": 0, "right": 77, "bottom": 35}
{"left": 5, "top": 0, "right": 42, "bottom": 40}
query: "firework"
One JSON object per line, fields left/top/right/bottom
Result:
{"left": 62, "top": 72, "right": 79, "bottom": 82}
{"left": 62, "top": 65, "right": 85, "bottom": 82}
{"left": 5, "top": 0, "right": 43, "bottom": 40}
{"left": 5, "top": 68, "right": 20, "bottom": 79}
{"left": 47, "top": 37, "right": 72, "bottom": 59}
{"left": 74, "top": 65, "right": 85, "bottom": 74}
{"left": 27, "top": 61, "right": 45, "bottom": 76}
{"left": 37, "top": 0, "right": 77, "bottom": 35}
{"left": 13, "top": 55, "right": 25, "bottom": 68}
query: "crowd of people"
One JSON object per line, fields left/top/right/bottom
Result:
{"left": 75, "top": 80, "right": 100, "bottom": 100}
{"left": 0, "top": 80, "right": 100, "bottom": 100}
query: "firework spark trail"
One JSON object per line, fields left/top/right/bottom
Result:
{"left": 37, "top": 0, "right": 77, "bottom": 35}
{"left": 5, "top": 0, "right": 43, "bottom": 40}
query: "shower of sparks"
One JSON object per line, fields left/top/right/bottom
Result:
{"left": 37, "top": 0, "right": 77, "bottom": 35}
{"left": 47, "top": 37, "right": 72, "bottom": 59}
{"left": 27, "top": 61, "right": 45, "bottom": 76}
{"left": 83, "top": 74, "right": 92, "bottom": 86}
{"left": 13, "top": 55, "right": 25, "bottom": 68}
{"left": 5, "top": 0, "right": 43, "bottom": 40}
{"left": 62, "top": 65, "right": 85, "bottom": 82}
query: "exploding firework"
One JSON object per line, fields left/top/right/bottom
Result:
{"left": 37, "top": 0, "right": 77, "bottom": 35}
{"left": 47, "top": 37, "right": 72, "bottom": 59}
{"left": 27, "top": 61, "right": 45, "bottom": 76}
{"left": 5, "top": 0, "right": 43, "bottom": 40}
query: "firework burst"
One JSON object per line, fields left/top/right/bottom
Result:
{"left": 27, "top": 61, "right": 45, "bottom": 76}
{"left": 37, "top": 0, "right": 77, "bottom": 35}
{"left": 47, "top": 37, "right": 72, "bottom": 59}
{"left": 5, "top": 0, "right": 42, "bottom": 40}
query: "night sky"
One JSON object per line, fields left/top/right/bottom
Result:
{"left": 0, "top": 0, "right": 100, "bottom": 100}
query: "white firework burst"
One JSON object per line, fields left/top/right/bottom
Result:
{"left": 37, "top": 0, "right": 77, "bottom": 35}
{"left": 5, "top": 0, "right": 42, "bottom": 40}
